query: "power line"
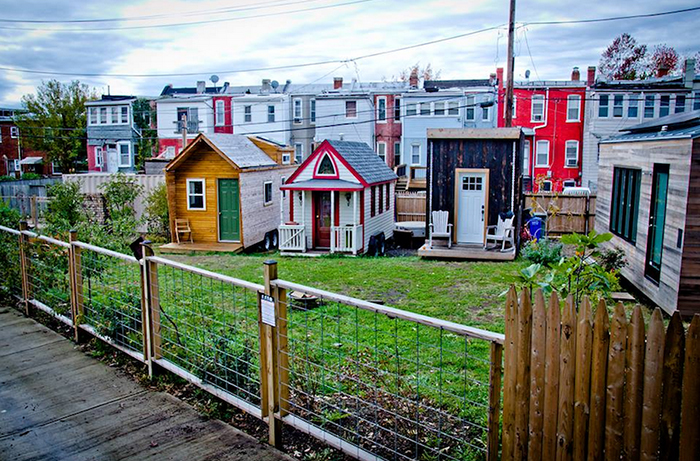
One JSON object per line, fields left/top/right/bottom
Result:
{"left": 522, "top": 6, "right": 700, "bottom": 26}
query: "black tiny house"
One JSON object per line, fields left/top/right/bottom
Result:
{"left": 420, "top": 128, "right": 523, "bottom": 259}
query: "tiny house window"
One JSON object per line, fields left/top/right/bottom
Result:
{"left": 10, "top": 126, "right": 18, "bottom": 138}
{"left": 310, "top": 99, "right": 316, "bottom": 123}
{"left": 187, "top": 179, "right": 206, "bottom": 210}
{"left": 121, "top": 106, "right": 129, "bottom": 124}
{"left": 420, "top": 102, "right": 430, "bottom": 116}
{"left": 293, "top": 99, "right": 302, "bottom": 124}
{"left": 447, "top": 101, "right": 459, "bottom": 115}
{"left": 411, "top": 144, "right": 420, "bottom": 165}
{"left": 294, "top": 143, "right": 303, "bottom": 163}
{"left": 95, "top": 147, "right": 103, "bottom": 167}
{"left": 481, "top": 104, "right": 491, "bottom": 121}
{"left": 263, "top": 181, "right": 273, "bottom": 205}
{"left": 563, "top": 179, "right": 576, "bottom": 188}
{"left": 434, "top": 102, "right": 445, "bottom": 116}
{"left": 393, "top": 142, "right": 401, "bottom": 166}
{"left": 100, "top": 107, "right": 107, "bottom": 124}
{"left": 378, "top": 184, "right": 384, "bottom": 214}
{"left": 117, "top": 141, "right": 131, "bottom": 167}
{"left": 394, "top": 97, "right": 401, "bottom": 121}
{"left": 385, "top": 183, "right": 390, "bottom": 211}
{"left": 610, "top": 167, "right": 641, "bottom": 244}
{"left": 377, "top": 142, "right": 386, "bottom": 162}
{"left": 13, "top": 159, "right": 20, "bottom": 171}
{"left": 317, "top": 154, "right": 335, "bottom": 175}
{"left": 89, "top": 108, "right": 97, "bottom": 125}
{"left": 111, "top": 107, "right": 119, "bottom": 124}
{"left": 541, "top": 181, "right": 552, "bottom": 192}
{"left": 523, "top": 140, "right": 531, "bottom": 176}
{"left": 406, "top": 103, "right": 417, "bottom": 116}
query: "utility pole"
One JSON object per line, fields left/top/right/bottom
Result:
{"left": 505, "top": 0, "right": 516, "bottom": 127}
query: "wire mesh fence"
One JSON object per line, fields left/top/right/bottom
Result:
{"left": 274, "top": 281, "right": 502, "bottom": 461}
{"left": 25, "top": 236, "right": 72, "bottom": 323}
{"left": 0, "top": 226, "right": 22, "bottom": 298}
{"left": 149, "top": 257, "right": 264, "bottom": 415}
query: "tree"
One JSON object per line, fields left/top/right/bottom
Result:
{"left": 15, "top": 80, "right": 94, "bottom": 173}
{"left": 132, "top": 98, "right": 158, "bottom": 170}
{"left": 395, "top": 63, "right": 442, "bottom": 83}
{"left": 647, "top": 44, "right": 680, "bottom": 77}
{"left": 599, "top": 33, "right": 647, "bottom": 80}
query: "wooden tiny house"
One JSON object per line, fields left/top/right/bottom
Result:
{"left": 596, "top": 111, "right": 700, "bottom": 317}
{"left": 279, "top": 140, "right": 398, "bottom": 255}
{"left": 418, "top": 128, "right": 523, "bottom": 260}
{"left": 163, "top": 133, "right": 296, "bottom": 253}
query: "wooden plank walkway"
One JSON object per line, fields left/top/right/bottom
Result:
{"left": 0, "top": 307, "right": 289, "bottom": 461}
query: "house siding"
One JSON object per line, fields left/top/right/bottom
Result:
{"left": 315, "top": 96, "right": 374, "bottom": 146}
{"left": 679, "top": 137, "right": 700, "bottom": 316}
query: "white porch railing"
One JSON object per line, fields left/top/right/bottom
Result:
{"left": 331, "top": 225, "right": 362, "bottom": 255}
{"left": 279, "top": 224, "right": 305, "bottom": 252}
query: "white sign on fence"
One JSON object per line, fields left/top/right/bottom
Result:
{"left": 260, "top": 294, "right": 276, "bottom": 326}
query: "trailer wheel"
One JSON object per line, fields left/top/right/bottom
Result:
{"left": 263, "top": 232, "right": 273, "bottom": 251}
{"left": 271, "top": 230, "right": 279, "bottom": 249}
{"left": 376, "top": 233, "right": 386, "bottom": 256}
{"left": 367, "top": 235, "right": 377, "bottom": 257}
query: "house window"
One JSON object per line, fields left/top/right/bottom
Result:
{"left": 565, "top": 141, "right": 579, "bottom": 167}
{"left": 541, "top": 181, "right": 552, "bottom": 192}
{"left": 481, "top": 104, "right": 491, "bottom": 121}
{"left": 385, "top": 183, "right": 390, "bottom": 211}
{"left": 281, "top": 177, "right": 286, "bottom": 197}
{"left": 434, "top": 101, "right": 445, "bottom": 116}
{"left": 598, "top": 94, "right": 609, "bottom": 118}
{"left": 535, "top": 140, "right": 549, "bottom": 167}
{"left": 117, "top": 141, "right": 131, "bottom": 167}
{"left": 12, "top": 159, "right": 20, "bottom": 171}
{"left": 121, "top": 106, "right": 129, "bottom": 124}
{"left": 394, "top": 142, "right": 401, "bottom": 166}
{"left": 371, "top": 186, "right": 376, "bottom": 217}
{"left": 377, "top": 142, "right": 386, "bottom": 162}
{"left": 466, "top": 95, "right": 475, "bottom": 120}
{"left": 110, "top": 106, "right": 119, "bottom": 124}
{"left": 563, "top": 179, "right": 576, "bottom": 188}
{"left": 244, "top": 105, "right": 252, "bottom": 122}
{"left": 186, "top": 179, "right": 206, "bottom": 210}
{"left": 694, "top": 92, "right": 700, "bottom": 111}
{"left": 282, "top": 150, "right": 291, "bottom": 164}
{"left": 294, "top": 143, "right": 303, "bottom": 163}
{"left": 567, "top": 95, "right": 581, "bottom": 121}
{"left": 89, "top": 107, "right": 97, "bottom": 125}
{"left": 165, "top": 146, "right": 175, "bottom": 159}
{"left": 263, "top": 181, "right": 273, "bottom": 205}
{"left": 267, "top": 105, "right": 275, "bottom": 123}
{"left": 293, "top": 99, "right": 302, "bottom": 124}
{"left": 675, "top": 94, "right": 686, "bottom": 113}
{"left": 613, "top": 95, "right": 624, "bottom": 117}
{"left": 100, "top": 107, "right": 107, "bottom": 124}
{"left": 447, "top": 100, "right": 459, "bottom": 115}
{"left": 406, "top": 103, "right": 417, "bottom": 116}
{"left": 411, "top": 144, "right": 420, "bottom": 165}
{"left": 345, "top": 101, "right": 357, "bottom": 118}
{"left": 610, "top": 167, "right": 641, "bottom": 244}
{"left": 377, "top": 97, "right": 386, "bottom": 121}
{"left": 532, "top": 95, "right": 545, "bottom": 122}
{"left": 420, "top": 102, "right": 430, "bottom": 116}
{"left": 176, "top": 107, "right": 199, "bottom": 133}
{"left": 644, "top": 95, "right": 655, "bottom": 118}
{"left": 523, "top": 140, "right": 531, "bottom": 176}
{"left": 378, "top": 184, "right": 384, "bottom": 214}
{"left": 659, "top": 95, "right": 670, "bottom": 117}
{"left": 317, "top": 154, "right": 335, "bottom": 175}
{"left": 215, "top": 100, "right": 225, "bottom": 126}
{"left": 394, "top": 97, "right": 401, "bottom": 121}
{"left": 310, "top": 99, "right": 316, "bottom": 124}
{"left": 628, "top": 96, "right": 639, "bottom": 118}
{"left": 10, "top": 126, "right": 18, "bottom": 138}
{"left": 95, "top": 147, "right": 103, "bottom": 167}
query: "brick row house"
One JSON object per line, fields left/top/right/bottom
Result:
{"left": 0, "top": 108, "right": 51, "bottom": 177}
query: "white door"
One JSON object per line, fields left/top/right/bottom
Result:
{"left": 456, "top": 172, "right": 487, "bottom": 244}
{"left": 106, "top": 148, "right": 119, "bottom": 173}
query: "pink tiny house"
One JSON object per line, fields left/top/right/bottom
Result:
{"left": 279, "top": 140, "right": 397, "bottom": 255}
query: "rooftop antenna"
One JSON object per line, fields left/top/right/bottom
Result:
{"left": 271, "top": 80, "right": 280, "bottom": 93}
{"left": 210, "top": 74, "right": 219, "bottom": 92}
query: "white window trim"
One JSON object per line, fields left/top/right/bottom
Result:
{"left": 406, "top": 103, "right": 417, "bottom": 117}
{"left": 612, "top": 94, "right": 624, "bottom": 118}
{"left": 89, "top": 107, "right": 97, "bottom": 126}
{"left": 535, "top": 140, "right": 549, "bottom": 167}
{"left": 293, "top": 98, "right": 302, "bottom": 124}
{"left": 10, "top": 126, "right": 18, "bottom": 138}
{"left": 13, "top": 159, "right": 20, "bottom": 171}
{"left": 598, "top": 94, "right": 610, "bottom": 118}
{"left": 215, "top": 100, "right": 225, "bottom": 127}
{"left": 377, "top": 96, "right": 387, "bottom": 123}
{"left": 447, "top": 100, "right": 460, "bottom": 116}
{"left": 531, "top": 95, "right": 545, "bottom": 122}
{"left": 267, "top": 105, "right": 276, "bottom": 123}
{"left": 95, "top": 147, "right": 103, "bottom": 167}
{"left": 523, "top": 140, "right": 531, "bottom": 177}
{"left": 563, "top": 180, "right": 577, "bottom": 188}
{"left": 419, "top": 102, "right": 431, "bottom": 116}
{"left": 310, "top": 99, "right": 316, "bottom": 125}
{"left": 117, "top": 141, "right": 132, "bottom": 168}
{"left": 411, "top": 143, "right": 421, "bottom": 165}
{"left": 90, "top": 105, "right": 130, "bottom": 125}
{"left": 377, "top": 141, "right": 386, "bottom": 161}
{"left": 541, "top": 180, "right": 553, "bottom": 192}
{"left": 263, "top": 181, "right": 273, "bottom": 206}
{"left": 565, "top": 140, "right": 579, "bottom": 168}
{"left": 393, "top": 97, "right": 401, "bottom": 121}
{"left": 186, "top": 178, "right": 206, "bottom": 211}
{"left": 504, "top": 95, "right": 517, "bottom": 119}
{"left": 481, "top": 104, "right": 491, "bottom": 122}
{"left": 566, "top": 95, "right": 581, "bottom": 122}
{"left": 345, "top": 101, "right": 358, "bottom": 119}
{"left": 121, "top": 106, "right": 129, "bottom": 124}
{"left": 294, "top": 143, "right": 303, "bottom": 163}
{"left": 244, "top": 105, "right": 252, "bottom": 123}
{"left": 465, "top": 96, "right": 475, "bottom": 121}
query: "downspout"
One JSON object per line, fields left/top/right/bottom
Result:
{"left": 531, "top": 88, "right": 550, "bottom": 179}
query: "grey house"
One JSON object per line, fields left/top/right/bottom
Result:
{"left": 86, "top": 96, "right": 141, "bottom": 173}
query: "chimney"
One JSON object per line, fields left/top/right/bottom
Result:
{"left": 196, "top": 80, "right": 206, "bottom": 94}
{"left": 587, "top": 66, "right": 596, "bottom": 87}
{"left": 684, "top": 58, "right": 696, "bottom": 88}
{"left": 261, "top": 79, "right": 271, "bottom": 94}
{"left": 496, "top": 67, "right": 504, "bottom": 91}
{"left": 489, "top": 73, "right": 497, "bottom": 86}
{"left": 333, "top": 77, "right": 343, "bottom": 90}
{"left": 657, "top": 64, "right": 670, "bottom": 78}
{"left": 571, "top": 67, "right": 580, "bottom": 81}
{"left": 409, "top": 68, "right": 419, "bottom": 89}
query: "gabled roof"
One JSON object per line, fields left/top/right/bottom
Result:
{"left": 165, "top": 133, "right": 277, "bottom": 172}
{"left": 326, "top": 140, "right": 397, "bottom": 184}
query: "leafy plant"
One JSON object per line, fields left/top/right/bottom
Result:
{"left": 0, "top": 175, "right": 17, "bottom": 182}
{"left": 21, "top": 172, "right": 42, "bottom": 180}
{"left": 555, "top": 231, "right": 616, "bottom": 304}
{"left": 598, "top": 248, "right": 628, "bottom": 272}
{"left": 522, "top": 239, "right": 563, "bottom": 267}
{"left": 45, "top": 180, "right": 85, "bottom": 234}
{"left": 144, "top": 183, "right": 169, "bottom": 241}
{"left": 98, "top": 173, "right": 144, "bottom": 245}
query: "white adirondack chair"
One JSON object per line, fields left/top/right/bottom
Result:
{"left": 485, "top": 215, "right": 515, "bottom": 252}
{"left": 429, "top": 210, "right": 452, "bottom": 248}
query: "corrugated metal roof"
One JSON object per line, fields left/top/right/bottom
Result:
{"left": 621, "top": 110, "right": 700, "bottom": 132}
{"left": 205, "top": 134, "right": 277, "bottom": 169}
{"left": 602, "top": 125, "right": 700, "bottom": 143}
{"left": 326, "top": 140, "right": 398, "bottom": 184}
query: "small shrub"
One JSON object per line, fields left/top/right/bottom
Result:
{"left": 522, "top": 238, "right": 563, "bottom": 267}
{"left": 98, "top": 173, "right": 144, "bottom": 246}
{"left": 21, "top": 172, "right": 42, "bottom": 180}
{"left": 46, "top": 180, "right": 85, "bottom": 234}
{"left": 144, "top": 183, "right": 169, "bottom": 241}
{"left": 599, "top": 248, "right": 627, "bottom": 272}
{"left": 0, "top": 175, "right": 17, "bottom": 182}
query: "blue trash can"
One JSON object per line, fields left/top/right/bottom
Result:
{"left": 529, "top": 217, "right": 544, "bottom": 240}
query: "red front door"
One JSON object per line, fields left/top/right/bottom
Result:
{"left": 314, "top": 191, "right": 332, "bottom": 248}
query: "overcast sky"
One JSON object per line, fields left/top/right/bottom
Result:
{"left": 1, "top": 0, "right": 699, "bottom": 107}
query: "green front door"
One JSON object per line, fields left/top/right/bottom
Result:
{"left": 218, "top": 179, "right": 240, "bottom": 241}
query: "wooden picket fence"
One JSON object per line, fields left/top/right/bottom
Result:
{"left": 501, "top": 287, "right": 700, "bottom": 461}
{"left": 395, "top": 190, "right": 426, "bottom": 222}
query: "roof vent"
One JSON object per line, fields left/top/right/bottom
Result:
{"left": 661, "top": 125, "right": 669, "bottom": 132}
{"left": 339, "top": 133, "right": 345, "bottom": 140}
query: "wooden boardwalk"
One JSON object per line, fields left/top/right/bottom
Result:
{"left": 0, "top": 307, "right": 289, "bottom": 461}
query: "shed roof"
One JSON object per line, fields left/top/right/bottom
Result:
{"left": 621, "top": 110, "right": 700, "bottom": 133}
{"left": 166, "top": 133, "right": 277, "bottom": 172}
{"left": 427, "top": 128, "right": 522, "bottom": 140}
{"left": 601, "top": 124, "right": 700, "bottom": 143}
{"left": 326, "top": 140, "right": 397, "bottom": 184}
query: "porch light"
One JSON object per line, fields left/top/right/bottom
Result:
{"left": 345, "top": 192, "right": 352, "bottom": 206}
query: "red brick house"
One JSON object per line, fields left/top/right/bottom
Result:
{"left": 373, "top": 92, "right": 403, "bottom": 168}
{"left": 497, "top": 67, "right": 588, "bottom": 192}
{"left": 0, "top": 108, "right": 51, "bottom": 177}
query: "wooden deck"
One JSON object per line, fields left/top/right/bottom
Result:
{"left": 0, "top": 307, "right": 288, "bottom": 461}
{"left": 159, "top": 242, "right": 244, "bottom": 254}
{"left": 417, "top": 243, "right": 517, "bottom": 261}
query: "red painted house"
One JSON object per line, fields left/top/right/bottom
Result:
{"left": 497, "top": 67, "right": 587, "bottom": 192}
{"left": 0, "top": 108, "right": 51, "bottom": 177}
{"left": 374, "top": 92, "right": 403, "bottom": 168}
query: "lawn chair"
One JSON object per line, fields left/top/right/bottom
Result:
{"left": 485, "top": 213, "right": 515, "bottom": 252}
{"left": 429, "top": 210, "right": 452, "bottom": 248}
{"left": 175, "top": 218, "right": 193, "bottom": 244}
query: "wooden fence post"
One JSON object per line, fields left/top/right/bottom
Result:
{"left": 487, "top": 341, "right": 503, "bottom": 461}
{"left": 18, "top": 220, "right": 31, "bottom": 315}
{"left": 142, "top": 243, "right": 159, "bottom": 366}
{"left": 573, "top": 297, "right": 593, "bottom": 461}
{"left": 514, "top": 288, "right": 532, "bottom": 460}
{"left": 659, "top": 313, "right": 685, "bottom": 459}
{"left": 502, "top": 286, "right": 518, "bottom": 460}
{"left": 261, "top": 260, "right": 282, "bottom": 448}
{"left": 556, "top": 295, "right": 577, "bottom": 461}
{"left": 542, "top": 292, "right": 561, "bottom": 460}
{"left": 604, "top": 303, "right": 628, "bottom": 460}
{"left": 679, "top": 315, "right": 700, "bottom": 461}
{"left": 623, "top": 305, "right": 645, "bottom": 460}
{"left": 68, "top": 229, "right": 85, "bottom": 343}
{"left": 640, "top": 308, "right": 664, "bottom": 460}
{"left": 587, "top": 299, "right": 610, "bottom": 461}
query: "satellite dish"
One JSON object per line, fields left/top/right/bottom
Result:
{"left": 270, "top": 80, "right": 280, "bottom": 89}
{"left": 525, "top": 70, "right": 531, "bottom": 79}
{"left": 210, "top": 75, "right": 220, "bottom": 84}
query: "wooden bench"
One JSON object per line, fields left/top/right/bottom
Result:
{"left": 175, "top": 219, "right": 193, "bottom": 244}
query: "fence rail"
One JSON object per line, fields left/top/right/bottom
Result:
{"left": 395, "top": 191, "right": 426, "bottom": 223}
{"left": 524, "top": 193, "right": 596, "bottom": 236}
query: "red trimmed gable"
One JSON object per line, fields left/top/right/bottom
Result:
{"left": 285, "top": 140, "right": 367, "bottom": 186}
